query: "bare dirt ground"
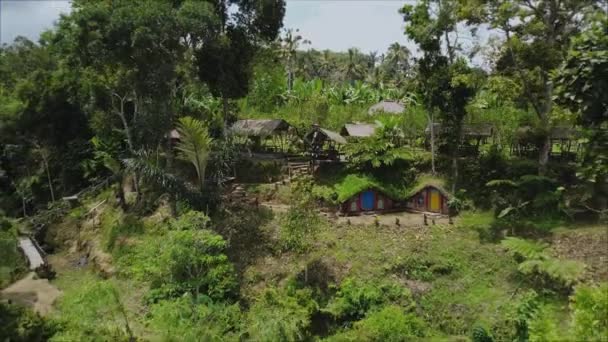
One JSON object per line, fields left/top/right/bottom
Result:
{"left": 1, "top": 272, "right": 61, "bottom": 315}
{"left": 261, "top": 201, "right": 452, "bottom": 228}
{"left": 336, "top": 211, "right": 451, "bottom": 227}
{"left": 551, "top": 226, "right": 608, "bottom": 282}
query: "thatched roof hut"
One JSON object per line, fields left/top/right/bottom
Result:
{"left": 550, "top": 126, "right": 580, "bottom": 141}
{"left": 340, "top": 123, "right": 378, "bottom": 138}
{"left": 425, "top": 123, "right": 494, "bottom": 139}
{"left": 230, "top": 119, "right": 291, "bottom": 137}
{"left": 306, "top": 126, "right": 347, "bottom": 145}
{"left": 368, "top": 100, "right": 405, "bottom": 115}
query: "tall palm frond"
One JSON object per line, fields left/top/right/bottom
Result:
{"left": 123, "top": 150, "right": 201, "bottom": 204}
{"left": 175, "top": 116, "right": 213, "bottom": 191}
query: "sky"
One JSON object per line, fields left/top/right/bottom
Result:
{"left": 0, "top": 0, "right": 412, "bottom": 53}
{"left": 0, "top": 0, "right": 491, "bottom": 65}
{"left": 0, "top": 0, "right": 72, "bottom": 45}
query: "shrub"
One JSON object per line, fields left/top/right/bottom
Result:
{"left": 167, "top": 210, "right": 210, "bottom": 230}
{"left": 0, "top": 217, "right": 26, "bottom": 287}
{"left": 52, "top": 277, "right": 133, "bottom": 341}
{"left": 146, "top": 229, "right": 237, "bottom": 302}
{"left": 0, "top": 302, "right": 55, "bottom": 341}
{"left": 245, "top": 287, "right": 317, "bottom": 341}
{"left": 324, "top": 278, "right": 413, "bottom": 322}
{"left": 501, "top": 237, "right": 585, "bottom": 292}
{"left": 147, "top": 295, "right": 242, "bottom": 341}
{"left": 280, "top": 176, "right": 322, "bottom": 253}
{"left": 570, "top": 283, "right": 608, "bottom": 341}
{"left": 326, "top": 306, "right": 427, "bottom": 341}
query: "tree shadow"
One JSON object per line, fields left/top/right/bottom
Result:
{"left": 214, "top": 204, "right": 276, "bottom": 280}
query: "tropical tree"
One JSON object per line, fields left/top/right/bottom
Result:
{"left": 464, "top": 0, "right": 600, "bottom": 174}
{"left": 401, "top": 0, "right": 480, "bottom": 191}
{"left": 279, "top": 28, "right": 311, "bottom": 92}
{"left": 342, "top": 48, "right": 367, "bottom": 84}
{"left": 176, "top": 117, "right": 213, "bottom": 191}
{"left": 382, "top": 42, "right": 411, "bottom": 86}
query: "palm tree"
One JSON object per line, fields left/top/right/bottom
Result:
{"left": 343, "top": 48, "right": 366, "bottom": 84}
{"left": 279, "top": 29, "right": 311, "bottom": 92}
{"left": 175, "top": 116, "right": 213, "bottom": 191}
{"left": 384, "top": 43, "right": 411, "bottom": 86}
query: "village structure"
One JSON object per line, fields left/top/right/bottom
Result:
{"left": 167, "top": 100, "right": 582, "bottom": 219}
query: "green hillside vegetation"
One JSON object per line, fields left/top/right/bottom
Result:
{"left": 1, "top": 0, "right": 606, "bottom": 341}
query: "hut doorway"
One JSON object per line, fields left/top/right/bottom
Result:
{"left": 361, "top": 191, "right": 375, "bottom": 211}
{"left": 429, "top": 189, "right": 441, "bottom": 212}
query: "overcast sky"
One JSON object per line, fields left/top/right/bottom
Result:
{"left": 0, "top": 0, "right": 490, "bottom": 63}
{"left": 1, "top": 0, "right": 412, "bottom": 53}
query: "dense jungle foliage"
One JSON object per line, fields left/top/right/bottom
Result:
{"left": 0, "top": 0, "right": 606, "bottom": 341}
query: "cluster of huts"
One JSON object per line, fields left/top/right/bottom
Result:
{"left": 339, "top": 178, "right": 452, "bottom": 216}
{"left": 170, "top": 100, "right": 581, "bottom": 216}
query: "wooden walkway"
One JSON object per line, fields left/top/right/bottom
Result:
{"left": 18, "top": 237, "right": 45, "bottom": 270}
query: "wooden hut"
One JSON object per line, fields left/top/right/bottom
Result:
{"left": 425, "top": 123, "right": 494, "bottom": 144}
{"left": 404, "top": 179, "right": 451, "bottom": 215}
{"left": 230, "top": 119, "right": 293, "bottom": 153}
{"left": 340, "top": 123, "right": 378, "bottom": 138}
{"left": 368, "top": 100, "right": 405, "bottom": 115}
{"left": 511, "top": 126, "right": 580, "bottom": 160}
{"left": 305, "top": 125, "right": 347, "bottom": 161}
{"left": 341, "top": 188, "right": 397, "bottom": 215}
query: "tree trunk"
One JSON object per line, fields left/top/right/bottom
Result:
{"left": 451, "top": 154, "right": 458, "bottom": 194}
{"left": 43, "top": 158, "right": 55, "bottom": 202}
{"left": 22, "top": 197, "right": 27, "bottom": 217}
{"left": 222, "top": 95, "right": 229, "bottom": 132}
{"left": 116, "top": 181, "right": 127, "bottom": 211}
{"left": 427, "top": 112, "right": 436, "bottom": 175}
{"left": 538, "top": 76, "right": 554, "bottom": 176}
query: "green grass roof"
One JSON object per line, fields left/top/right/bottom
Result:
{"left": 325, "top": 173, "right": 449, "bottom": 203}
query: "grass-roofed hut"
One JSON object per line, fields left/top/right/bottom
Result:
{"left": 404, "top": 176, "right": 451, "bottom": 214}
{"left": 340, "top": 123, "right": 378, "bottom": 138}
{"left": 305, "top": 124, "right": 347, "bottom": 161}
{"left": 230, "top": 119, "right": 293, "bottom": 152}
{"left": 332, "top": 174, "right": 407, "bottom": 215}
{"left": 368, "top": 100, "right": 405, "bottom": 115}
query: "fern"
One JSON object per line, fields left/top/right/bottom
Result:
{"left": 501, "top": 237, "right": 549, "bottom": 260}
{"left": 485, "top": 179, "right": 517, "bottom": 188}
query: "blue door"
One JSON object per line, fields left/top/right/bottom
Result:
{"left": 361, "top": 191, "right": 375, "bottom": 211}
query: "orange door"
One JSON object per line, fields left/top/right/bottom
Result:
{"left": 430, "top": 190, "right": 440, "bottom": 212}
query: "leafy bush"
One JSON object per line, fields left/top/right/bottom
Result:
{"left": 245, "top": 287, "right": 317, "bottom": 341}
{"left": 570, "top": 283, "right": 608, "bottom": 341}
{"left": 0, "top": 217, "right": 26, "bottom": 287}
{"left": 325, "top": 305, "right": 427, "bottom": 341}
{"left": 501, "top": 237, "right": 585, "bottom": 292}
{"left": 0, "top": 302, "right": 55, "bottom": 341}
{"left": 120, "top": 227, "right": 237, "bottom": 302}
{"left": 324, "top": 278, "right": 413, "bottom": 322}
{"left": 148, "top": 295, "right": 242, "bottom": 341}
{"left": 52, "top": 277, "right": 134, "bottom": 341}
{"left": 146, "top": 229, "right": 237, "bottom": 302}
{"left": 280, "top": 177, "right": 322, "bottom": 253}
{"left": 167, "top": 210, "right": 210, "bottom": 230}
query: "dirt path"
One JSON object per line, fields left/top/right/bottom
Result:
{"left": 1, "top": 272, "right": 62, "bottom": 315}
{"left": 337, "top": 211, "right": 451, "bottom": 227}
{"left": 260, "top": 202, "right": 291, "bottom": 213}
